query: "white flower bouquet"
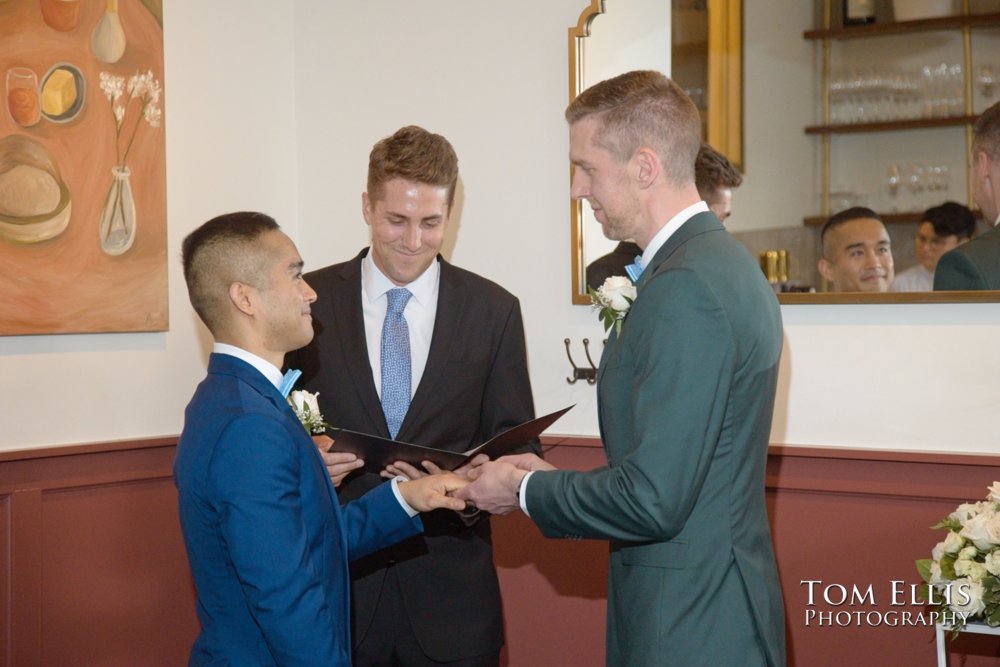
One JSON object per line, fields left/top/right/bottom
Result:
{"left": 99, "top": 70, "right": 162, "bottom": 167}
{"left": 287, "top": 390, "right": 330, "bottom": 435}
{"left": 916, "top": 482, "right": 1000, "bottom": 630}
{"left": 589, "top": 276, "right": 636, "bottom": 336}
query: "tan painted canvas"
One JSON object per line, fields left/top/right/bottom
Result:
{"left": 0, "top": 0, "right": 167, "bottom": 334}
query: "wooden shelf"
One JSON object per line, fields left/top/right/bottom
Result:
{"left": 804, "top": 13, "right": 1000, "bottom": 41}
{"left": 805, "top": 115, "right": 977, "bottom": 135}
{"left": 805, "top": 212, "right": 919, "bottom": 226}
{"left": 804, "top": 210, "right": 984, "bottom": 226}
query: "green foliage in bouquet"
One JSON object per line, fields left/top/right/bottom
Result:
{"left": 915, "top": 483, "right": 1000, "bottom": 633}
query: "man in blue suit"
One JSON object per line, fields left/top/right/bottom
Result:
{"left": 175, "top": 211, "right": 467, "bottom": 666}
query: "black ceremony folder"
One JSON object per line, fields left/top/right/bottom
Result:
{"left": 329, "top": 405, "right": 574, "bottom": 473}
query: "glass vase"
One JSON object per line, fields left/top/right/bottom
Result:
{"left": 99, "top": 166, "right": 135, "bottom": 255}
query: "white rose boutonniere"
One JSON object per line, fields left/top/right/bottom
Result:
{"left": 287, "top": 390, "right": 330, "bottom": 434}
{"left": 589, "top": 276, "right": 636, "bottom": 336}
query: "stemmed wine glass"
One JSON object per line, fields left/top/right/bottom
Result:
{"left": 886, "top": 164, "right": 901, "bottom": 212}
{"left": 906, "top": 164, "right": 925, "bottom": 211}
{"left": 977, "top": 64, "right": 997, "bottom": 101}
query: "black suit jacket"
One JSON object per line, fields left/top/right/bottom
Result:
{"left": 286, "top": 249, "right": 535, "bottom": 662}
{"left": 586, "top": 241, "right": 642, "bottom": 291}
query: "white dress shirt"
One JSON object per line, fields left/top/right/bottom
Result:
{"left": 637, "top": 201, "right": 710, "bottom": 273}
{"left": 891, "top": 264, "right": 933, "bottom": 292}
{"left": 362, "top": 252, "right": 440, "bottom": 400}
{"left": 214, "top": 342, "right": 283, "bottom": 389}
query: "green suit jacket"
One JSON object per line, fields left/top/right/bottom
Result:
{"left": 526, "top": 212, "right": 785, "bottom": 666}
{"left": 933, "top": 224, "right": 1000, "bottom": 290}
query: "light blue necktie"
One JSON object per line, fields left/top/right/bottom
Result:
{"left": 624, "top": 255, "right": 644, "bottom": 283}
{"left": 381, "top": 288, "right": 412, "bottom": 439}
{"left": 278, "top": 368, "right": 301, "bottom": 398}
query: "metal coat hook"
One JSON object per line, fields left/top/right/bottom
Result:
{"left": 564, "top": 338, "right": 597, "bottom": 385}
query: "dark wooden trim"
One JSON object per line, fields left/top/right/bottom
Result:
{"left": 804, "top": 115, "right": 976, "bottom": 135}
{"left": 804, "top": 13, "right": 1000, "bottom": 40}
{"left": 804, "top": 210, "right": 985, "bottom": 226}
{"left": 0, "top": 436, "right": 177, "bottom": 463}
{"left": 9, "top": 490, "right": 41, "bottom": 667}
{"left": 778, "top": 290, "right": 1000, "bottom": 304}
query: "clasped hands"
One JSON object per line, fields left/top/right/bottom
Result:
{"left": 383, "top": 453, "right": 556, "bottom": 516}
{"left": 311, "top": 434, "right": 555, "bottom": 516}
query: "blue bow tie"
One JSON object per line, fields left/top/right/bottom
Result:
{"left": 624, "top": 255, "right": 644, "bottom": 282}
{"left": 278, "top": 368, "right": 302, "bottom": 398}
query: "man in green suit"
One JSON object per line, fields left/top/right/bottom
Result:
{"left": 459, "top": 70, "right": 786, "bottom": 666}
{"left": 935, "top": 101, "right": 1000, "bottom": 290}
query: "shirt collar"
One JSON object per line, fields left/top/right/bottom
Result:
{"left": 639, "top": 201, "right": 710, "bottom": 270}
{"left": 213, "top": 342, "right": 283, "bottom": 390}
{"left": 362, "top": 250, "right": 440, "bottom": 305}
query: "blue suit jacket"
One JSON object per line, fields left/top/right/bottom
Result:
{"left": 174, "top": 353, "right": 422, "bottom": 666}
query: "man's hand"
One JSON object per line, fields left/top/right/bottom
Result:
{"left": 453, "top": 453, "right": 490, "bottom": 480}
{"left": 380, "top": 459, "right": 428, "bottom": 481}
{"left": 313, "top": 435, "right": 364, "bottom": 487}
{"left": 380, "top": 453, "right": 490, "bottom": 482}
{"left": 493, "top": 452, "right": 555, "bottom": 474}
{"left": 455, "top": 461, "right": 527, "bottom": 516}
{"left": 397, "top": 473, "right": 469, "bottom": 512}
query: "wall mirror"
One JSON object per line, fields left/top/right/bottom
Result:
{"left": 568, "top": 0, "right": 1000, "bottom": 305}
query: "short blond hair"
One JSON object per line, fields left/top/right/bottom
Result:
{"left": 566, "top": 70, "right": 701, "bottom": 186}
{"left": 973, "top": 101, "right": 1000, "bottom": 161}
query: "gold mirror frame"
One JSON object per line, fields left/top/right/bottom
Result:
{"left": 568, "top": 0, "right": 1000, "bottom": 305}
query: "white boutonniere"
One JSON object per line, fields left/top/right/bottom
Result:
{"left": 287, "top": 390, "right": 330, "bottom": 434}
{"left": 589, "top": 276, "right": 636, "bottom": 336}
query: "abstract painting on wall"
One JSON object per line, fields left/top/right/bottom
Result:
{"left": 0, "top": 0, "right": 167, "bottom": 335}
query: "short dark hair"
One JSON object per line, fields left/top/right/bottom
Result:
{"left": 821, "top": 206, "right": 882, "bottom": 246}
{"left": 367, "top": 125, "right": 459, "bottom": 208}
{"left": 922, "top": 201, "right": 976, "bottom": 241}
{"left": 182, "top": 211, "right": 280, "bottom": 334}
{"left": 695, "top": 142, "right": 742, "bottom": 200}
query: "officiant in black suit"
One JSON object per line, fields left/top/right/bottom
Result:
{"left": 285, "top": 125, "right": 536, "bottom": 667}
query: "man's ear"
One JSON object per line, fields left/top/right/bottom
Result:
{"left": 817, "top": 258, "right": 834, "bottom": 283}
{"left": 362, "top": 192, "right": 373, "bottom": 227}
{"left": 974, "top": 151, "right": 995, "bottom": 189}
{"left": 229, "top": 282, "right": 255, "bottom": 316}
{"left": 633, "top": 148, "right": 660, "bottom": 188}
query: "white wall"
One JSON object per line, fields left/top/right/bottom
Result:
{"left": 1, "top": 0, "right": 998, "bottom": 457}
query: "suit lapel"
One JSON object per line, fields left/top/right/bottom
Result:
{"left": 209, "top": 353, "right": 343, "bottom": 505}
{"left": 636, "top": 211, "right": 723, "bottom": 293}
{"left": 332, "top": 253, "right": 391, "bottom": 437}
{"left": 209, "top": 353, "right": 289, "bottom": 415}
{"left": 396, "top": 257, "right": 464, "bottom": 441}
{"left": 597, "top": 212, "right": 723, "bottom": 383}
